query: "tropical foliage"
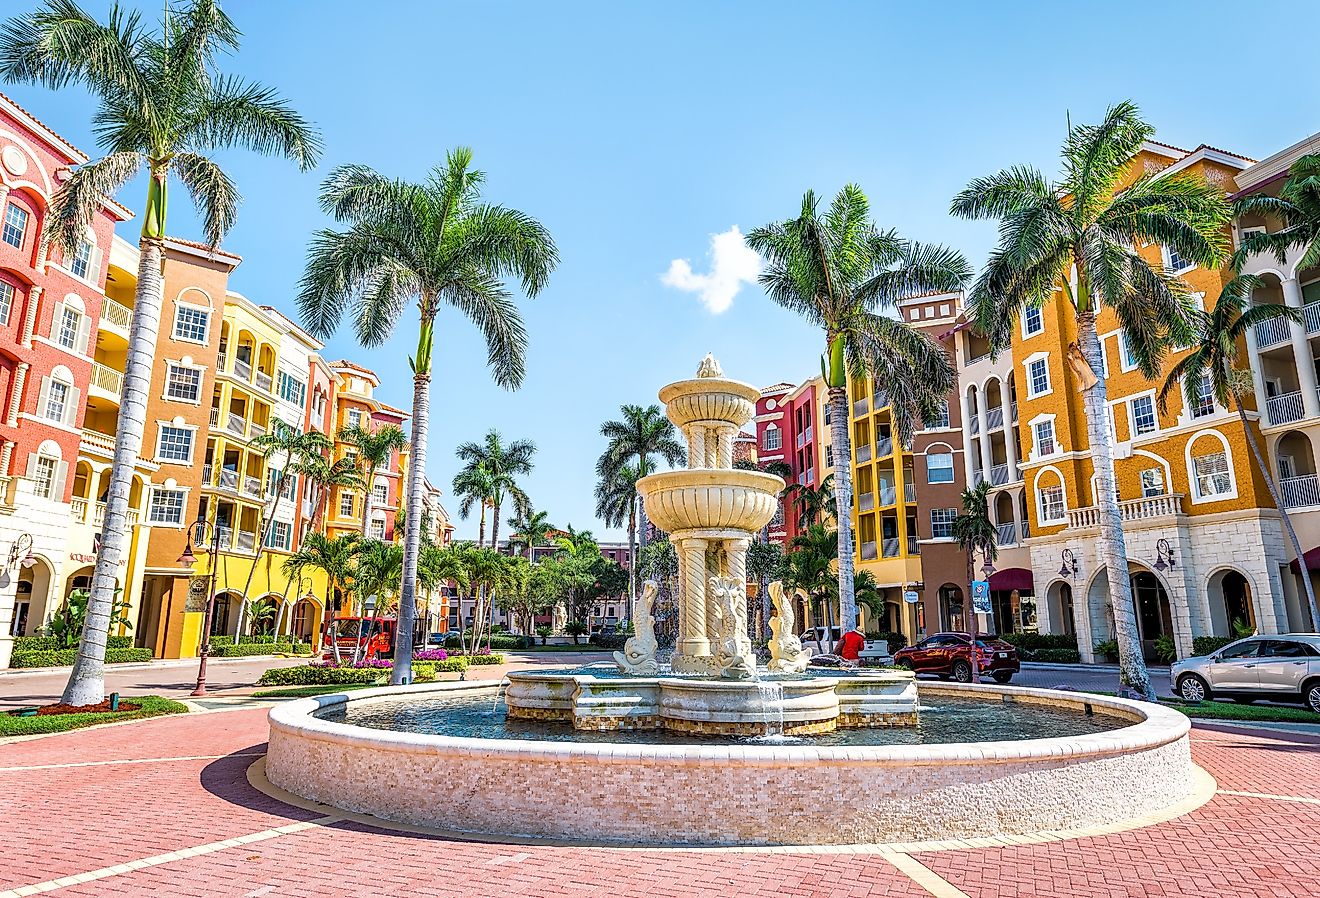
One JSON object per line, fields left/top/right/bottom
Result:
{"left": 596, "top": 404, "right": 684, "bottom": 551}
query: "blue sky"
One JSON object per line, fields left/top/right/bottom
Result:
{"left": 10, "top": 1, "right": 1320, "bottom": 540}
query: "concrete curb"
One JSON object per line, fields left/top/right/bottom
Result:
{"left": 0, "top": 655, "right": 306, "bottom": 677}
{"left": 1021, "top": 662, "right": 1172, "bottom": 674}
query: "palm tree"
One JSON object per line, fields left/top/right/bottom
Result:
{"left": 339, "top": 423, "right": 408, "bottom": 537}
{"left": 950, "top": 101, "right": 1232, "bottom": 698}
{"left": 452, "top": 464, "right": 495, "bottom": 547}
{"left": 782, "top": 523, "right": 840, "bottom": 642}
{"left": 595, "top": 463, "right": 641, "bottom": 601}
{"left": 852, "top": 570, "right": 885, "bottom": 631}
{"left": 597, "top": 405, "right": 685, "bottom": 550}
{"left": 0, "top": 0, "right": 322, "bottom": 706}
{"left": 508, "top": 508, "right": 556, "bottom": 559}
{"left": 785, "top": 474, "right": 835, "bottom": 530}
{"left": 348, "top": 538, "right": 403, "bottom": 662}
{"left": 455, "top": 430, "right": 536, "bottom": 550}
{"left": 297, "top": 149, "right": 557, "bottom": 685}
{"left": 1160, "top": 276, "right": 1318, "bottom": 630}
{"left": 748, "top": 187, "right": 969, "bottom": 640}
{"left": 746, "top": 540, "right": 783, "bottom": 642}
{"left": 300, "top": 455, "right": 364, "bottom": 539}
{"left": 283, "top": 533, "right": 359, "bottom": 662}
{"left": 462, "top": 546, "right": 510, "bottom": 654}
{"left": 951, "top": 480, "right": 998, "bottom": 683}
{"left": 1234, "top": 154, "right": 1320, "bottom": 273}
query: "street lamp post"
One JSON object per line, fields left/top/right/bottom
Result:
{"left": 178, "top": 513, "right": 223, "bottom": 697}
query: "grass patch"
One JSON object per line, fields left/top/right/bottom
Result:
{"left": 0, "top": 695, "right": 188, "bottom": 737}
{"left": 251, "top": 684, "right": 375, "bottom": 699}
{"left": 1164, "top": 698, "right": 1319, "bottom": 724}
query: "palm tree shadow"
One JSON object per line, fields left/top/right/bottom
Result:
{"left": 200, "top": 744, "right": 325, "bottom": 823}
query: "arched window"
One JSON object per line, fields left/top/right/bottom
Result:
{"left": 763, "top": 424, "right": 782, "bottom": 451}
{"left": 38, "top": 364, "right": 78, "bottom": 426}
{"left": 27, "top": 439, "right": 66, "bottom": 501}
{"left": 1035, "top": 467, "right": 1066, "bottom": 525}
{"left": 1187, "top": 431, "right": 1235, "bottom": 502}
{"left": 50, "top": 294, "right": 89, "bottom": 354}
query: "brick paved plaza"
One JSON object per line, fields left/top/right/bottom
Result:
{"left": 2, "top": 701, "right": 1317, "bottom": 898}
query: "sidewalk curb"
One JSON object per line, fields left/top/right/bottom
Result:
{"left": 1021, "top": 662, "right": 1172, "bottom": 674}
{"left": 0, "top": 655, "right": 306, "bottom": 677}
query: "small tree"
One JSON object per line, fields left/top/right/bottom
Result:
{"left": 951, "top": 480, "right": 998, "bottom": 683}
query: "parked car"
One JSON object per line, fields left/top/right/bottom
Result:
{"left": 892, "top": 632, "right": 1020, "bottom": 683}
{"left": 1171, "top": 634, "right": 1320, "bottom": 712}
{"left": 800, "top": 627, "right": 842, "bottom": 651}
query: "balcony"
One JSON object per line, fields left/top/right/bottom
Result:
{"left": 254, "top": 370, "right": 274, "bottom": 393}
{"left": 877, "top": 484, "right": 896, "bottom": 506}
{"left": 907, "top": 535, "right": 920, "bottom": 554}
{"left": 881, "top": 537, "right": 901, "bottom": 557}
{"left": 873, "top": 392, "right": 888, "bottom": 409}
{"left": 969, "top": 414, "right": 979, "bottom": 434}
{"left": 217, "top": 468, "right": 239, "bottom": 492}
{"left": 876, "top": 436, "right": 893, "bottom": 458}
{"left": 234, "top": 358, "right": 253, "bottom": 380}
{"left": 996, "top": 521, "right": 1018, "bottom": 546}
{"left": 70, "top": 497, "right": 88, "bottom": 522}
{"left": 1281, "top": 474, "right": 1320, "bottom": 509}
{"left": 859, "top": 491, "right": 875, "bottom": 511}
{"left": 243, "top": 476, "right": 263, "bottom": 498}
{"left": 209, "top": 407, "right": 220, "bottom": 427}
{"left": 99, "top": 297, "right": 132, "bottom": 336}
{"left": 857, "top": 444, "right": 872, "bottom": 463}
{"left": 904, "top": 482, "right": 915, "bottom": 503}
{"left": 80, "top": 428, "right": 115, "bottom": 455}
{"left": 852, "top": 398, "right": 868, "bottom": 417}
{"left": 89, "top": 362, "right": 123, "bottom": 400}
{"left": 986, "top": 407, "right": 1004, "bottom": 429}
{"left": 92, "top": 502, "right": 139, "bottom": 526}
{"left": 990, "top": 463, "right": 1012, "bottom": 486}
{"left": 1066, "top": 493, "right": 1185, "bottom": 530}
{"left": 860, "top": 540, "right": 877, "bottom": 561}
{"left": 1253, "top": 299, "right": 1320, "bottom": 350}
{"left": 226, "top": 412, "right": 246, "bottom": 437}
{"left": 1266, "top": 390, "right": 1308, "bottom": 426}
{"left": 1011, "top": 401, "right": 1018, "bottom": 423}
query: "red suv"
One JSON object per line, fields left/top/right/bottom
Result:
{"left": 893, "top": 633, "right": 1019, "bottom": 683}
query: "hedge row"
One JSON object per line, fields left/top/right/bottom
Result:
{"left": 459, "top": 653, "right": 505, "bottom": 666}
{"left": 208, "top": 642, "right": 312, "bottom": 658}
{"left": 255, "top": 660, "right": 461, "bottom": 687}
{"left": 1025, "top": 648, "right": 1082, "bottom": 664}
{"left": 1192, "top": 636, "right": 1237, "bottom": 657}
{"left": 12, "top": 634, "right": 135, "bottom": 653}
{"left": 10, "top": 647, "right": 153, "bottom": 668}
{"left": 444, "top": 634, "right": 528, "bottom": 650}
{"left": 997, "top": 633, "right": 1078, "bottom": 652}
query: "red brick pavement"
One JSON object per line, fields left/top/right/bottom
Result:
{"left": 2, "top": 709, "right": 1319, "bottom": 898}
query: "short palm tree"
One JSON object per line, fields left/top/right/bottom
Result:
{"left": 785, "top": 474, "right": 835, "bottom": 530}
{"left": 951, "top": 480, "right": 998, "bottom": 683}
{"left": 748, "top": 187, "right": 970, "bottom": 637}
{"left": 507, "top": 508, "right": 556, "bottom": 559}
{"left": 0, "top": 0, "right": 322, "bottom": 706}
{"left": 339, "top": 423, "right": 408, "bottom": 536}
{"left": 283, "top": 533, "right": 359, "bottom": 662}
{"left": 1234, "top": 154, "right": 1320, "bottom": 272}
{"left": 297, "top": 149, "right": 557, "bottom": 685}
{"left": 595, "top": 463, "right": 641, "bottom": 600}
{"left": 852, "top": 570, "right": 884, "bottom": 630}
{"left": 452, "top": 464, "right": 495, "bottom": 547}
{"left": 455, "top": 430, "right": 536, "bottom": 549}
{"left": 950, "top": 101, "right": 1232, "bottom": 699}
{"left": 300, "top": 455, "right": 364, "bottom": 539}
{"left": 597, "top": 404, "right": 685, "bottom": 550}
{"left": 1160, "top": 276, "right": 1318, "bottom": 630}
{"left": 782, "top": 523, "right": 840, "bottom": 639}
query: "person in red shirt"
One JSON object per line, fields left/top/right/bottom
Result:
{"left": 837, "top": 626, "right": 866, "bottom": 662}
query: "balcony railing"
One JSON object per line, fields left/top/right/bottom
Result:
{"left": 101, "top": 297, "right": 132, "bottom": 331}
{"left": 1266, "top": 390, "right": 1307, "bottom": 426}
{"left": 969, "top": 413, "right": 980, "bottom": 434}
{"left": 860, "top": 491, "right": 875, "bottom": 511}
{"left": 70, "top": 497, "right": 88, "bottom": 521}
{"left": 93, "top": 502, "right": 139, "bottom": 526}
{"left": 881, "top": 537, "right": 901, "bottom": 557}
{"left": 80, "top": 428, "right": 115, "bottom": 454}
{"left": 860, "top": 540, "right": 877, "bottom": 560}
{"left": 904, "top": 482, "right": 915, "bottom": 503}
{"left": 202, "top": 464, "right": 213, "bottom": 484}
{"left": 226, "top": 412, "right": 246, "bottom": 437}
{"left": 877, "top": 484, "right": 896, "bottom": 506}
{"left": 1011, "top": 400, "right": 1018, "bottom": 423}
{"left": 243, "top": 476, "right": 263, "bottom": 498}
{"left": 209, "top": 407, "right": 220, "bottom": 427}
{"left": 218, "top": 468, "right": 239, "bottom": 491}
{"left": 1254, "top": 300, "right": 1320, "bottom": 349}
{"left": 234, "top": 358, "right": 253, "bottom": 380}
{"left": 876, "top": 436, "right": 893, "bottom": 458}
{"left": 1281, "top": 474, "right": 1320, "bottom": 509}
{"left": 990, "top": 463, "right": 1011, "bottom": 486}
{"left": 1066, "top": 493, "right": 1185, "bottom": 529}
{"left": 852, "top": 398, "right": 868, "bottom": 417}
{"left": 986, "top": 407, "right": 1004, "bottom": 430}
{"left": 857, "top": 444, "right": 872, "bottom": 463}
{"left": 255, "top": 371, "right": 273, "bottom": 392}
{"left": 90, "top": 362, "right": 123, "bottom": 397}
{"left": 907, "top": 535, "right": 920, "bottom": 554}
{"left": 249, "top": 421, "right": 267, "bottom": 439}
{"left": 996, "top": 521, "right": 1018, "bottom": 546}
{"left": 873, "top": 392, "right": 888, "bottom": 409}
{"left": 235, "top": 531, "right": 257, "bottom": 552}
{"left": 1021, "top": 519, "right": 1030, "bottom": 538}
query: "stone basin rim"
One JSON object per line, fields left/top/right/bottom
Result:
{"left": 658, "top": 377, "right": 761, "bottom": 404}
{"left": 635, "top": 468, "right": 787, "bottom": 492}
{"left": 269, "top": 681, "right": 1190, "bottom": 765}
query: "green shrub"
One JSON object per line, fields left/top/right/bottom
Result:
{"left": 209, "top": 642, "right": 301, "bottom": 658}
{"left": 1154, "top": 635, "right": 1178, "bottom": 664}
{"left": 864, "top": 630, "right": 908, "bottom": 653}
{"left": 10, "top": 647, "right": 152, "bottom": 668}
{"left": 106, "top": 635, "right": 134, "bottom": 649}
{"left": 1192, "top": 635, "right": 1236, "bottom": 657}
{"left": 13, "top": 635, "right": 60, "bottom": 652}
{"left": 0, "top": 695, "right": 187, "bottom": 737}
{"left": 444, "top": 634, "right": 526, "bottom": 650}
{"left": 210, "top": 635, "right": 235, "bottom": 646}
{"left": 1028, "top": 648, "right": 1081, "bottom": 664}
{"left": 1093, "top": 639, "right": 1120, "bottom": 662}
{"left": 256, "top": 665, "right": 386, "bottom": 687}
{"left": 998, "top": 632, "right": 1078, "bottom": 652}
{"left": 458, "top": 653, "right": 505, "bottom": 665}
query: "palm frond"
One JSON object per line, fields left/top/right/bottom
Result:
{"left": 856, "top": 240, "right": 971, "bottom": 308}
{"left": 186, "top": 74, "right": 322, "bottom": 170}
{"left": 296, "top": 227, "right": 399, "bottom": 339}
{"left": 172, "top": 152, "right": 238, "bottom": 248}
{"left": 442, "top": 271, "right": 528, "bottom": 390}
{"left": 0, "top": 0, "right": 150, "bottom": 105}
{"left": 44, "top": 151, "right": 140, "bottom": 254}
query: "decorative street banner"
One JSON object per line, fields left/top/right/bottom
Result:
{"left": 971, "top": 580, "right": 992, "bottom": 614}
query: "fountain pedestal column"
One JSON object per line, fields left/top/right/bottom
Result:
{"left": 673, "top": 537, "right": 711, "bottom": 673}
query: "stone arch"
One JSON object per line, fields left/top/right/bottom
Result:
{"left": 1274, "top": 429, "right": 1317, "bottom": 482}
{"left": 211, "top": 589, "right": 241, "bottom": 637}
{"left": 938, "top": 582, "right": 965, "bottom": 632}
{"left": 16, "top": 553, "right": 55, "bottom": 636}
{"left": 1085, "top": 560, "right": 1175, "bottom": 661}
{"left": 1045, "top": 578, "right": 1076, "bottom": 637}
{"left": 1206, "top": 566, "right": 1257, "bottom": 636}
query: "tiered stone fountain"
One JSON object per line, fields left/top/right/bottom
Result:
{"left": 503, "top": 355, "right": 919, "bottom": 736}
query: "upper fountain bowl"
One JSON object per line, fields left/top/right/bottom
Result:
{"left": 658, "top": 377, "right": 760, "bottom": 430}
{"left": 637, "top": 468, "right": 785, "bottom": 534}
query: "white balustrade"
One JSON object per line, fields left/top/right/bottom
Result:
{"left": 1280, "top": 474, "right": 1320, "bottom": 509}
{"left": 1266, "top": 390, "right": 1306, "bottom": 426}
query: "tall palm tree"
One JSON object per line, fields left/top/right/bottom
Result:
{"left": 349, "top": 538, "right": 403, "bottom": 662}
{"left": 785, "top": 474, "right": 836, "bottom": 530}
{"left": 452, "top": 464, "right": 495, "bottom": 547}
{"left": 782, "top": 523, "right": 840, "bottom": 640}
{"left": 283, "top": 533, "right": 359, "bottom": 662}
{"left": 1234, "top": 154, "right": 1320, "bottom": 272}
{"left": 234, "top": 422, "right": 332, "bottom": 635}
{"left": 0, "top": 0, "right": 321, "bottom": 706}
{"left": 595, "top": 463, "right": 641, "bottom": 600}
{"left": 298, "top": 150, "right": 557, "bottom": 685}
{"left": 507, "top": 508, "right": 556, "bottom": 559}
{"left": 1160, "top": 277, "right": 1318, "bottom": 630}
{"left": 300, "top": 455, "right": 364, "bottom": 539}
{"left": 339, "top": 423, "right": 408, "bottom": 537}
{"left": 597, "top": 404, "right": 685, "bottom": 551}
{"left": 951, "top": 480, "right": 998, "bottom": 683}
{"left": 748, "top": 187, "right": 969, "bottom": 639}
{"left": 455, "top": 430, "right": 536, "bottom": 550}
{"left": 950, "top": 101, "right": 1232, "bottom": 699}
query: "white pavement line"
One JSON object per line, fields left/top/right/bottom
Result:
{"left": 881, "top": 850, "right": 971, "bottom": 898}
{"left": 0, "top": 816, "right": 342, "bottom": 898}
{"left": 0, "top": 753, "right": 266, "bottom": 773}
{"left": 1217, "top": 789, "right": 1320, "bottom": 806}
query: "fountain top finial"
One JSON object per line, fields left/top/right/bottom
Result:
{"left": 696, "top": 353, "right": 723, "bottom": 379}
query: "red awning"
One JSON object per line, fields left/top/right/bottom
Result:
{"left": 1289, "top": 547, "right": 1320, "bottom": 574}
{"left": 989, "top": 567, "right": 1034, "bottom": 592}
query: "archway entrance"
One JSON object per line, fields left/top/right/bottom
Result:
{"left": 1207, "top": 569, "right": 1255, "bottom": 636}
{"left": 939, "top": 583, "right": 965, "bottom": 632}
{"left": 1048, "top": 581, "right": 1075, "bottom": 636}
{"left": 1131, "top": 571, "right": 1174, "bottom": 657}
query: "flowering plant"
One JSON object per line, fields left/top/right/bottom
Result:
{"left": 413, "top": 649, "right": 449, "bottom": 661}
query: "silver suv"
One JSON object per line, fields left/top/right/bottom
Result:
{"left": 1171, "top": 634, "right": 1320, "bottom": 713}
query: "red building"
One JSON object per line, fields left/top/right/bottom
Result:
{"left": 755, "top": 378, "right": 833, "bottom": 545}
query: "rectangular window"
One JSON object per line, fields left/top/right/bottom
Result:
{"left": 1033, "top": 419, "right": 1056, "bottom": 457}
{"left": 930, "top": 507, "right": 957, "bottom": 539}
{"left": 340, "top": 491, "right": 355, "bottom": 517}
{"left": 43, "top": 380, "right": 69, "bottom": 422}
{"left": 1118, "top": 330, "right": 1140, "bottom": 371}
{"left": 1165, "top": 245, "right": 1191, "bottom": 273}
{"left": 368, "top": 520, "right": 386, "bottom": 540}
{"left": 1140, "top": 468, "right": 1165, "bottom": 498}
{"left": 927, "top": 451, "right": 954, "bottom": 484}
{"left": 346, "top": 408, "right": 363, "bottom": 430}
{"left": 373, "top": 483, "right": 388, "bottom": 504}
{"left": 164, "top": 363, "right": 202, "bottom": 402}
{"left": 156, "top": 425, "right": 193, "bottom": 462}
{"left": 763, "top": 427, "right": 782, "bottom": 451}
{"left": 32, "top": 456, "right": 58, "bottom": 499}
{"left": 276, "top": 371, "right": 307, "bottom": 408}
{"left": 70, "top": 240, "right": 93, "bottom": 279}
{"left": 1027, "top": 357, "right": 1050, "bottom": 396}
{"left": 2, "top": 204, "right": 28, "bottom": 248}
{"left": 927, "top": 399, "right": 950, "bottom": 429}
{"left": 1194, "top": 452, "right": 1232, "bottom": 498}
{"left": 148, "top": 488, "right": 186, "bottom": 525}
{"left": 0, "top": 280, "right": 12, "bottom": 326}
{"left": 1023, "top": 305, "right": 1043, "bottom": 336}
{"left": 266, "top": 521, "right": 291, "bottom": 550}
{"left": 1038, "top": 486, "right": 1066, "bottom": 523}
{"left": 1131, "top": 395, "right": 1158, "bottom": 436}
{"left": 172, "top": 305, "right": 209, "bottom": 343}
{"left": 1189, "top": 373, "right": 1214, "bottom": 419}
{"left": 56, "top": 307, "right": 80, "bottom": 350}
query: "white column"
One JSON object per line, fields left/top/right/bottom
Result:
{"left": 1000, "top": 389, "right": 1019, "bottom": 479}
{"left": 678, "top": 538, "right": 709, "bottom": 658}
{"left": 1243, "top": 325, "right": 1272, "bottom": 426}
{"left": 958, "top": 390, "right": 976, "bottom": 485}
{"left": 1283, "top": 277, "right": 1320, "bottom": 419}
{"left": 716, "top": 425, "right": 734, "bottom": 470}
{"left": 687, "top": 426, "right": 706, "bottom": 470}
{"left": 978, "top": 430, "right": 993, "bottom": 486}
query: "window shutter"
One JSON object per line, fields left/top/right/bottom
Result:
{"left": 50, "top": 301, "right": 64, "bottom": 342}
{"left": 24, "top": 452, "right": 36, "bottom": 480}
{"left": 89, "top": 246, "right": 102, "bottom": 284}
{"left": 76, "top": 313, "right": 91, "bottom": 355}
{"left": 52, "top": 460, "right": 68, "bottom": 501}
{"left": 36, "top": 376, "right": 50, "bottom": 419}
{"left": 64, "top": 386, "right": 80, "bottom": 426}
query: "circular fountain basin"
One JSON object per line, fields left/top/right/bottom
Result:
{"left": 658, "top": 376, "right": 760, "bottom": 429}
{"left": 636, "top": 468, "right": 784, "bottom": 534}
{"left": 265, "top": 681, "right": 1196, "bottom": 846}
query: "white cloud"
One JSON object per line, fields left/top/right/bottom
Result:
{"left": 662, "top": 225, "right": 762, "bottom": 314}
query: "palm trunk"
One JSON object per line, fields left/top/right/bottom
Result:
{"left": 237, "top": 470, "right": 289, "bottom": 637}
{"left": 327, "top": 579, "right": 342, "bottom": 664}
{"left": 63, "top": 235, "right": 164, "bottom": 705}
{"left": 827, "top": 386, "right": 856, "bottom": 648}
{"left": 390, "top": 321, "right": 432, "bottom": 685}
{"left": 1235, "top": 396, "right": 1319, "bottom": 630}
{"left": 360, "top": 462, "right": 376, "bottom": 537}
{"left": 1077, "top": 313, "right": 1154, "bottom": 699}
{"left": 965, "top": 548, "right": 979, "bottom": 684}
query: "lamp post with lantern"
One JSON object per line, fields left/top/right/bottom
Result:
{"left": 177, "top": 513, "right": 223, "bottom": 697}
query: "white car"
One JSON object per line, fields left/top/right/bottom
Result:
{"left": 1170, "top": 634, "right": 1320, "bottom": 713}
